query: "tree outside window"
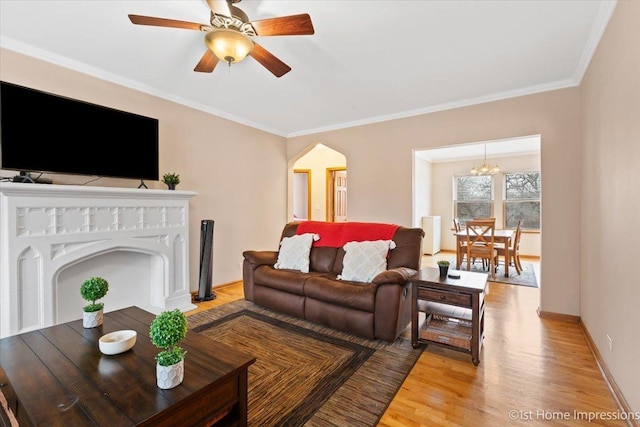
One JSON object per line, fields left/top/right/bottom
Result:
{"left": 454, "top": 175, "right": 493, "bottom": 226}
{"left": 504, "top": 172, "right": 541, "bottom": 230}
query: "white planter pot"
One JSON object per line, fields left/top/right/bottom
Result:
{"left": 156, "top": 359, "right": 184, "bottom": 389}
{"left": 83, "top": 309, "right": 103, "bottom": 328}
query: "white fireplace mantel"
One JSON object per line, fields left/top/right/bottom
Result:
{"left": 0, "top": 182, "right": 197, "bottom": 338}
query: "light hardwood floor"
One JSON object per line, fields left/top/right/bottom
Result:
{"left": 187, "top": 254, "right": 629, "bottom": 427}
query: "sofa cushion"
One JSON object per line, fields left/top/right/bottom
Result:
{"left": 274, "top": 233, "right": 319, "bottom": 273}
{"left": 304, "top": 276, "right": 376, "bottom": 312}
{"left": 338, "top": 240, "right": 396, "bottom": 283}
{"left": 254, "top": 265, "right": 329, "bottom": 296}
{"left": 309, "top": 246, "right": 338, "bottom": 273}
{"left": 387, "top": 227, "right": 424, "bottom": 270}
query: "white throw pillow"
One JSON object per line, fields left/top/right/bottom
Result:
{"left": 274, "top": 233, "right": 319, "bottom": 273}
{"left": 338, "top": 240, "right": 397, "bottom": 283}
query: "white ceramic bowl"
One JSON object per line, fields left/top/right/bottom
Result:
{"left": 99, "top": 330, "right": 137, "bottom": 355}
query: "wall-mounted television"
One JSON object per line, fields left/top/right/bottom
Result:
{"left": 0, "top": 81, "right": 159, "bottom": 181}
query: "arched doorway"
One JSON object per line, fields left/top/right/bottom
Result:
{"left": 290, "top": 143, "right": 346, "bottom": 222}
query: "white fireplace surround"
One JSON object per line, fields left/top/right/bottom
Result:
{"left": 0, "top": 182, "right": 197, "bottom": 338}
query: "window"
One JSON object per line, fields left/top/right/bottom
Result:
{"left": 504, "top": 172, "right": 540, "bottom": 230}
{"left": 454, "top": 175, "right": 493, "bottom": 226}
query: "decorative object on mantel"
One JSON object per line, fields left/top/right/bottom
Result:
{"left": 437, "top": 259, "right": 450, "bottom": 277}
{"left": 149, "top": 309, "right": 188, "bottom": 389}
{"left": 162, "top": 172, "right": 180, "bottom": 190}
{"left": 470, "top": 144, "right": 500, "bottom": 175}
{"left": 80, "top": 277, "right": 109, "bottom": 328}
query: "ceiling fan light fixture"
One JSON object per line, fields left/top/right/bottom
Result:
{"left": 205, "top": 29, "right": 254, "bottom": 65}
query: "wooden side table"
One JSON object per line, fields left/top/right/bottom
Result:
{"left": 411, "top": 267, "right": 488, "bottom": 365}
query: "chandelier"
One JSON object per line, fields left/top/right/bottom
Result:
{"left": 470, "top": 144, "right": 500, "bottom": 175}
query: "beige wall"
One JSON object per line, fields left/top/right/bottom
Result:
{"left": 0, "top": 48, "right": 288, "bottom": 291}
{"left": 413, "top": 155, "right": 432, "bottom": 228}
{"left": 580, "top": 0, "right": 640, "bottom": 413}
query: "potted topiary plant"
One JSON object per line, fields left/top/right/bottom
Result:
{"left": 149, "top": 309, "right": 188, "bottom": 389}
{"left": 162, "top": 172, "right": 180, "bottom": 190}
{"left": 437, "top": 260, "right": 450, "bottom": 277}
{"left": 80, "top": 277, "right": 109, "bottom": 328}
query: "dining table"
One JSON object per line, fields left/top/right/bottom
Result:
{"left": 454, "top": 228, "right": 515, "bottom": 277}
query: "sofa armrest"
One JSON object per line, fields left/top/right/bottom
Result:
{"left": 242, "top": 250, "right": 278, "bottom": 302}
{"left": 372, "top": 267, "right": 417, "bottom": 285}
{"left": 243, "top": 250, "right": 278, "bottom": 267}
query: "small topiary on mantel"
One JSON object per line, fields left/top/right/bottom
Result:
{"left": 162, "top": 172, "right": 180, "bottom": 190}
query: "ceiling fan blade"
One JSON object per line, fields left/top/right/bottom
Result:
{"left": 251, "top": 43, "right": 291, "bottom": 78}
{"left": 194, "top": 49, "right": 219, "bottom": 73}
{"left": 251, "top": 13, "right": 314, "bottom": 36}
{"left": 128, "top": 14, "right": 204, "bottom": 31}
{"left": 205, "top": 0, "right": 231, "bottom": 17}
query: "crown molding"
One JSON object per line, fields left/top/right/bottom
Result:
{"left": 571, "top": 0, "right": 618, "bottom": 84}
{"left": 287, "top": 78, "right": 577, "bottom": 138}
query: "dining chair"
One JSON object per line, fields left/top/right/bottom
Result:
{"left": 465, "top": 218, "right": 498, "bottom": 278}
{"left": 466, "top": 217, "right": 494, "bottom": 268}
{"left": 454, "top": 218, "right": 474, "bottom": 267}
{"left": 496, "top": 219, "right": 523, "bottom": 275}
{"left": 454, "top": 218, "right": 486, "bottom": 268}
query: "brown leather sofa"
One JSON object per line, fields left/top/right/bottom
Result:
{"left": 242, "top": 222, "right": 424, "bottom": 342}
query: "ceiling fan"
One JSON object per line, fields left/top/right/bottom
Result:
{"left": 128, "top": 0, "right": 314, "bottom": 78}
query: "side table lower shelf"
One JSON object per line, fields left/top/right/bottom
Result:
{"left": 418, "top": 301, "right": 473, "bottom": 351}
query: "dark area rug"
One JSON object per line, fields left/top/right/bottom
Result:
{"left": 188, "top": 300, "right": 422, "bottom": 427}
{"left": 452, "top": 262, "right": 538, "bottom": 287}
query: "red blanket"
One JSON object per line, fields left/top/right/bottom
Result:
{"left": 296, "top": 221, "right": 400, "bottom": 247}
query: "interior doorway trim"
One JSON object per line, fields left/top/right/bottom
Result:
{"left": 326, "top": 167, "right": 347, "bottom": 222}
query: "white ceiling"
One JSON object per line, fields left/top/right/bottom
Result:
{"left": 0, "top": 1, "right": 616, "bottom": 138}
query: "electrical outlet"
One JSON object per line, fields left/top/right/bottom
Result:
{"left": 606, "top": 334, "right": 613, "bottom": 351}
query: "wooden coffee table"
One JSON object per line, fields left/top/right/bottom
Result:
{"left": 411, "top": 267, "right": 488, "bottom": 365}
{"left": 0, "top": 306, "right": 255, "bottom": 426}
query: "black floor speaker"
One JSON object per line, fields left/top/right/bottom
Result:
{"left": 194, "top": 219, "right": 216, "bottom": 302}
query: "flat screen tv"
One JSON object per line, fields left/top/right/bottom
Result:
{"left": 0, "top": 81, "right": 159, "bottom": 181}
